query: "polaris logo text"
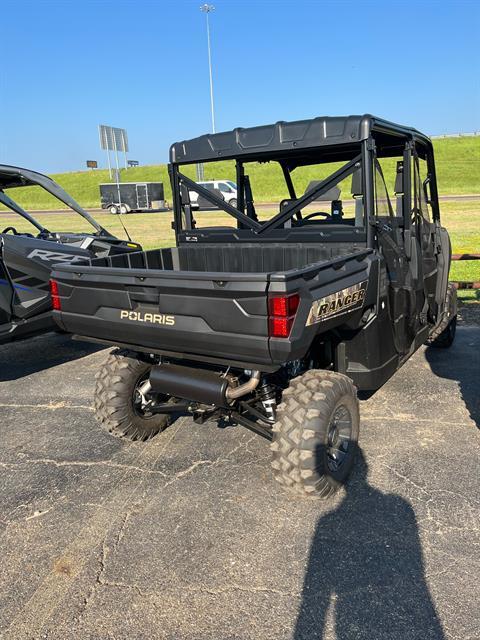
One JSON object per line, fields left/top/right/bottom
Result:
{"left": 306, "top": 281, "right": 367, "bottom": 326}
{"left": 120, "top": 310, "right": 175, "bottom": 325}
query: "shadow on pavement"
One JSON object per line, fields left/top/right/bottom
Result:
{"left": 0, "top": 332, "right": 103, "bottom": 381}
{"left": 424, "top": 329, "right": 480, "bottom": 429}
{"left": 294, "top": 449, "right": 445, "bottom": 640}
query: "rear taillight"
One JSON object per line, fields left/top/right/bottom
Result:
{"left": 49, "top": 279, "right": 61, "bottom": 311}
{"left": 268, "top": 293, "right": 300, "bottom": 338}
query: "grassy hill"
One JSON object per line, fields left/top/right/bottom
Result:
{"left": 4, "top": 136, "right": 479, "bottom": 210}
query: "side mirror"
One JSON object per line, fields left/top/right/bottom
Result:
{"left": 422, "top": 176, "right": 432, "bottom": 205}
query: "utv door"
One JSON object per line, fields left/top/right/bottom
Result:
{"left": 373, "top": 160, "right": 418, "bottom": 355}
{"left": 410, "top": 147, "right": 444, "bottom": 325}
{"left": 1, "top": 234, "right": 54, "bottom": 320}
{"left": 0, "top": 243, "right": 14, "bottom": 335}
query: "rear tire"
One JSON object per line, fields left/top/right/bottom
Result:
{"left": 427, "top": 283, "right": 457, "bottom": 348}
{"left": 109, "top": 205, "right": 119, "bottom": 215}
{"left": 229, "top": 198, "right": 237, "bottom": 209}
{"left": 94, "top": 350, "right": 170, "bottom": 441}
{"left": 271, "top": 370, "right": 359, "bottom": 498}
{"left": 428, "top": 315, "right": 457, "bottom": 348}
{"left": 119, "top": 203, "right": 129, "bottom": 214}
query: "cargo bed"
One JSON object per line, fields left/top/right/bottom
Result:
{"left": 52, "top": 243, "right": 372, "bottom": 370}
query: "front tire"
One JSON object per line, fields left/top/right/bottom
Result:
{"left": 109, "top": 204, "right": 119, "bottom": 215}
{"left": 94, "top": 350, "right": 169, "bottom": 441}
{"left": 229, "top": 198, "right": 237, "bottom": 209}
{"left": 271, "top": 370, "right": 359, "bottom": 498}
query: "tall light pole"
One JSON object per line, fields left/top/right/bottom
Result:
{"left": 200, "top": 4, "right": 216, "bottom": 134}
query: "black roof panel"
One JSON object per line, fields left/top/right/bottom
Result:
{"left": 170, "top": 114, "right": 431, "bottom": 164}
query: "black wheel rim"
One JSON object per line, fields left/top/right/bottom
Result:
{"left": 326, "top": 404, "right": 353, "bottom": 472}
{"left": 132, "top": 372, "right": 155, "bottom": 419}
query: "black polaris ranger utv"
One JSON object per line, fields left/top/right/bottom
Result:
{"left": 0, "top": 165, "right": 141, "bottom": 343}
{"left": 51, "top": 115, "right": 456, "bottom": 497}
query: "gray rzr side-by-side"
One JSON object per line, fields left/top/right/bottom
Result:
{"left": 51, "top": 115, "right": 457, "bottom": 497}
{"left": 0, "top": 164, "right": 141, "bottom": 344}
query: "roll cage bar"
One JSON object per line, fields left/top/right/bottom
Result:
{"left": 169, "top": 114, "right": 439, "bottom": 244}
{"left": 0, "top": 190, "right": 47, "bottom": 233}
{"left": 170, "top": 149, "right": 366, "bottom": 236}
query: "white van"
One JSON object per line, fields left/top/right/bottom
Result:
{"left": 189, "top": 180, "right": 237, "bottom": 209}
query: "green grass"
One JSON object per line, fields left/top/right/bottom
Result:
{"left": 2, "top": 136, "right": 479, "bottom": 210}
{"left": 458, "top": 289, "right": 479, "bottom": 303}
{"left": 2, "top": 199, "right": 478, "bottom": 285}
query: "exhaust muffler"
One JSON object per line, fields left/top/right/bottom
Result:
{"left": 149, "top": 363, "right": 260, "bottom": 407}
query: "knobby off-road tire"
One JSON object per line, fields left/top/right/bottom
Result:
{"left": 271, "top": 370, "right": 359, "bottom": 498}
{"left": 94, "top": 350, "right": 169, "bottom": 441}
{"left": 427, "top": 282, "right": 457, "bottom": 348}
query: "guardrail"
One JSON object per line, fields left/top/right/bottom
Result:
{"left": 431, "top": 132, "right": 480, "bottom": 139}
{"left": 451, "top": 254, "right": 480, "bottom": 290}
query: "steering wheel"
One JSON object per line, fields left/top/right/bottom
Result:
{"left": 2, "top": 226, "right": 18, "bottom": 235}
{"left": 302, "top": 211, "right": 332, "bottom": 222}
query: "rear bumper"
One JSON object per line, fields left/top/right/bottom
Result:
{"left": 70, "top": 333, "right": 280, "bottom": 372}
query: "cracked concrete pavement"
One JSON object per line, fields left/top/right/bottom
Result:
{"left": 0, "top": 326, "right": 479, "bottom": 640}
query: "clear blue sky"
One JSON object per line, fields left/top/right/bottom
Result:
{"left": 1, "top": 0, "right": 478, "bottom": 173}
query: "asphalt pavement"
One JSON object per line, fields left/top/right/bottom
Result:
{"left": 0, "top": 324, "right": 479, "bottom": 640}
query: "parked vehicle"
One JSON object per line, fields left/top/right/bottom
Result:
{"left": 0, "top": 164, "right": 141, "bottom": 344}
{"left": 51, "top": 115, "right": 456, "bottom": 497}
{"left": 99, "top": 182, "right": 168, "bottom": 214}
{"left": 189, "top": 180, "right": 237, "bottom": 209}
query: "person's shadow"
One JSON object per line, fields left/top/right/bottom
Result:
{"left": 294, "top": 448, "right": 445, "bottom": 640}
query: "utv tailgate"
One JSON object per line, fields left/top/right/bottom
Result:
{"left": 52, "top": 266, "right": 273, "bottom": 366}
{"left": 52, "top": 246, "right": 373, "bottom": 369}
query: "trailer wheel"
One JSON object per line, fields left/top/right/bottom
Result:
{"left": 427, "top": 283, "right": 457, "bottom": 348}
{"left": 94, "top": 350, "right": 170, "bottom": 441}
{"left": 271, "top": 370, "right": 359, "bottom": 498}
{"left": 109, "top": 205, "right": 119, "bottom": 215}
{"left": 119, "top": 203, "right": 129, "bottom": 214}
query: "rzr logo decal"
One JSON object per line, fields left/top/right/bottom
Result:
{"left": 27, "top": 249, "right": 87, "bottom": 264}
{"left": 306, "top": 280, "right": 367, "bottom": 326}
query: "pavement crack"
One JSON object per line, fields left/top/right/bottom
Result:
{"left": 162, "top": 435, "right": 259, "bottom": 488}
{"left": 25, "top": 506, "right": 54, "bottom": 521}
{"left": 378, "top": 462, "right": 431, "bottom": 496}
{"left": 113, "top": 511, "right": 132, "bottom": 551}
{"left": 163, "top": 459, "right": 216, "bottom": 487}
{"left": 0, "top": 458, "right": 167, "bottom": 477}
{"left": 362, "top": 414, "right": 473, "bottom": 427}
{"left": 95, "top": 580, "right": 298, "bottom": 599}
{"left": 194, "top": 584, "right": 299, "bottom": 598}
{"left": 79, "top": 535, "right": 109, "bottom": 617}
{"left": 0, "top": 402, "right": 93, "bottom": 410}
